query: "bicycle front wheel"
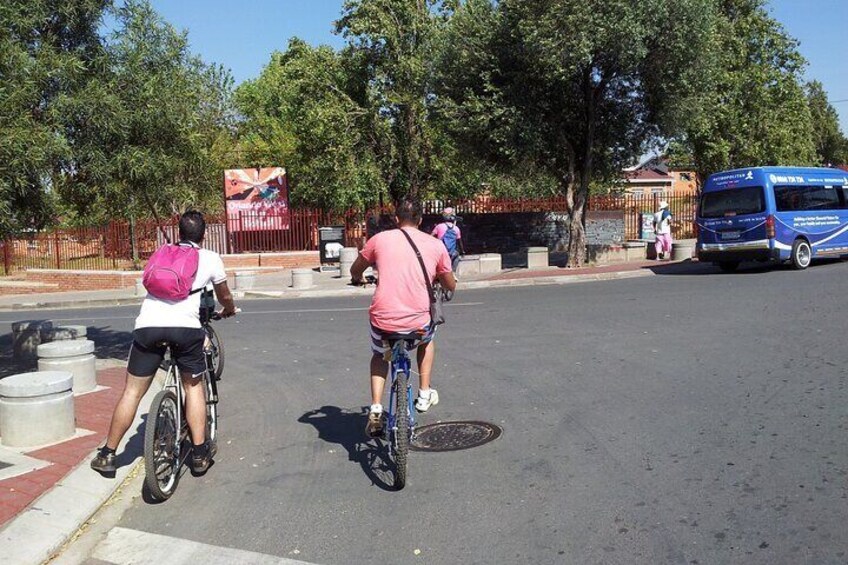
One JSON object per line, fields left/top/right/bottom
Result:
{"left": 393, "top": 369, "right": 409, "bottom": 490}
{"left": 144, "top": 390, "right": 181, "bottom": 501}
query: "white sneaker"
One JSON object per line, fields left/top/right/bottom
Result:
{"left": 414, "top": 389, "right": 439, "bottom": 412}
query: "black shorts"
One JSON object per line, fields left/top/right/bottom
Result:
{"left": 127, "top": 327, "right": 206, "bottom": 377}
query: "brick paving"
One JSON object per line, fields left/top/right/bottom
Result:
{"left": 0, "top": 366, "right": 125, "bottom": 528}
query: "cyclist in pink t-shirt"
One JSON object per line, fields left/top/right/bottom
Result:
{"left": 350, "top": 200, "right": 457, "bottom": 437}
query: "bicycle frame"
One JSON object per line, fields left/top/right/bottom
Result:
{"left": 385, "top": 340, "right": 416, "bottom": 450}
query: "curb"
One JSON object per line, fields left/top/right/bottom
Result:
{"left": 0, "top": 372, "right": 159, "bottom": 565}
{"left": 0, "top": 262, "right": 673, "bottom": 311}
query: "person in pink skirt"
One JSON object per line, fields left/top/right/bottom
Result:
{"left": 653, "top": 200, "right": 673, "bottom": 260}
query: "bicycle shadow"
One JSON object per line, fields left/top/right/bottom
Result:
{"left": 298, "top": 405, "right": 397, "bottom": 491}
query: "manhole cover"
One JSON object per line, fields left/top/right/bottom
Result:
{"left": 411, "top": 421, "right": 502, "bottom": 452}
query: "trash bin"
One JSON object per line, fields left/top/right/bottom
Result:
{"left": 318, "top": 226, "right": 346, "bottom": 265}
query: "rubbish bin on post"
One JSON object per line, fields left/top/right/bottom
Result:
{"left": 318, "top": 226, "right": 346, "bottom": 272}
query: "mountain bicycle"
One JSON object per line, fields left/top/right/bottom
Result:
{"left": 143, "top": 304, "right": 231, "bottom": 501}
{"left": 379, "top": 331, "right": 420, "bottom": 490}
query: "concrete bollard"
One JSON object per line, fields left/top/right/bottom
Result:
{"left": 234, "top": 271, "right": 257, "bottom": 291}
{"left": 479, "top": 253, "right": 503, "bottom": 274}
{"left": 12, "top": 320, "right": 53, "bottom": 362}
{"left": 672, "top": 242, "right": 695, "bottom": 261}
{"left": 457, "top": 255, "right": 481, "bottom": 277}
{"left": 292, "top": 268, "right": 315, "bottom": 290}
{"left": 623, "top": 241, "right": 648, "bottom": 262}
{"left": 0, "top": 371, "right": 75, "bottom": 447}
{"left": 43, "top": 325, "right": 88, "bottom": 342}
{"left": 525, "top": 247, "right": 549, "bottom": 268}
{"left": 135, "top": 278, "right": 147, "bottom": 297}
{"left": 37, "top": 339, "right": 97, "bottom": 394}
{"left": 339, "top": 247, "right": 359, "bottom": 279}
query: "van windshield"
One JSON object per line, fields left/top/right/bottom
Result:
{"left": 700, "top": 187, "right": 765, "bottom": 218}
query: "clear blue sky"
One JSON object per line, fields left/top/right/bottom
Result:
{"left": 149, "top": 0, "right": 848, "bottom": 132}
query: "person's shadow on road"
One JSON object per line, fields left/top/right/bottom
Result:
{"left": 298, "top": 405, "right": 396, "bottom": 491}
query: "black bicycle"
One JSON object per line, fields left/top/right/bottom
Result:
{"left": 143, "top": 301, "right": 228, "bottom": 501}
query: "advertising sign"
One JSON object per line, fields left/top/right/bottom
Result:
{"left": 224, "top": 167, "right": 289, "bottom": 231}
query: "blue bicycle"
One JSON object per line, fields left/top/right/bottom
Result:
{"left": 380, "top": 331, "right": 419, "bottom": 490}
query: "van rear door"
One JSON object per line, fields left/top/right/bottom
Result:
{"left": 698, "top": 186, "right": 768, "bottom": 245}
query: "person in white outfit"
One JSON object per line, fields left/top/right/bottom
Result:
{"left": 653, "top": 200, "right": 673, "bottom": 260}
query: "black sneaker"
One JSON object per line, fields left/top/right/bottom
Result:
{"left": 91, "top": 449, "right": 116, "bottom": 475}
{"left": 191, "top": 444, "right": 212, "bottom": 475}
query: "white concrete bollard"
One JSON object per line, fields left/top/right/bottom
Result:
{"left": 339, "top": 247, "right": 359, "bottom": 279}
{"left": 37, "top": 339, "right": 97, "bottom": 394}
{"left": 234, "top": 271, "right": 257, "bottom": 291}
{"left": 12, "top": 320, "right": 53, "bottom": 362}
{"left": 623, "top": 241, "right": 648, "bottom": 262}
{"left": 0, "top": 371, "right": 75, "bottom": 447}
{"left": 672, "top": 242, "right": 695, "bottom": 261}
{"left": 292, "top": 268, "right": 315, "bottom": 290}
{"left": 525, "top": 247, "right": 549, "bottom": 268}
{"left": 135, "top": 278, "right": 147, "bottom": 297}
{"left": 479, "top": 253, "right": 503, "bottom": 274}
{"left": 457, "top": 255, "right": 481, "bottom": 277}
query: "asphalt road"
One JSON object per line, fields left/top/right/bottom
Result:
{"left": 4, "top": 260, "right": 848, "bottom": 564}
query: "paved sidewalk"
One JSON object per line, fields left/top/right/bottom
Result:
{"left": 0, "top": 361, "right": 155, "bottom": 565}
{"left": 0, "top": 258, "right": 709, "bottom": 312}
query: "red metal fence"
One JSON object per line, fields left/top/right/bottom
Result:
{"left": 0, "top": 193, "right": 698, "bottom": 274}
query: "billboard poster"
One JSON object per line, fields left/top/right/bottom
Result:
{"left": 224, "top": 167, "right": 289, "bottom": 231}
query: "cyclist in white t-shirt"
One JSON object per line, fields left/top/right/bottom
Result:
{"left": 91, "top": 211, "right": 237, "bottom": 476}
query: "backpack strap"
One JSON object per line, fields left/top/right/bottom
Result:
{"left": 178, "top": 240, "right": 205, "bottom": 295}
{"left": 398, "top": 228, "right": 436, "bottom": 314}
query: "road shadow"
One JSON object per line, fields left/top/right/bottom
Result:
{"left": 88, "top": 325, "right": 133, "bottom": 361}
{"left": 299, "top": 405, "right": 397, "bottom": 491}
{"left": 0, "top": 324, "right": 134, "bottom": 380}
{"left": 646, "top": 257, "right": 847, "bottom": 276}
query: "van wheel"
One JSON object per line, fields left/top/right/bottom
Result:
{"left": 717, "top": 261, "right": 739, "bottom": 273}
{"left": 791, "top": 239, "right": 812, "bottom": 270}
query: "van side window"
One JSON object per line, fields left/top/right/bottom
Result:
{"left": 774, "top": 185, "right": 840, "bottom": 212}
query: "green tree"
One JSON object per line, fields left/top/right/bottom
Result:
{"left": 234, "top": 39, "right": 383, "bottom": 210}
{"left": 806, "top": 81, "right": 848, "bottom": 166}
{"left": 88, "top": 0, "right": 233, "bottom": 222}
{"left": 438, "top": 0, "right": 715, "bottom": 266}
{"left": 336, "top": 0, "right": 451, "bottom": 204}
{"left": 679, "top": 0, "right": 817, "bottom": 180}
{"left": 0, "top": 0, "right": 110, "bottom": 238}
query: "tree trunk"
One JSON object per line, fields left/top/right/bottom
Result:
{"left": 565, "top": 69, "right": 599, "bottom": 268}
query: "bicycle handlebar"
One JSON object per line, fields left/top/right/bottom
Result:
{"left": 210, "top": 307, "right": 241, "bottom": 321}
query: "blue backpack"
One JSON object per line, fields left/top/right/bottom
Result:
{"left": 440, "top": 224, "right": 459, "bottom": 255}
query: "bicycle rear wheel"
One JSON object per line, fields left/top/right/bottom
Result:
{"left": 393, "top": 369, "right": 409, "bottom": 490}
{"left": 205, "top": 325, "right": 225, "bottom": 381}
{"left": 144, "top": 390, "right": 181, "bottom": 501}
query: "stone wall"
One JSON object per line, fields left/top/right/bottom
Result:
{"left": 420, "top": 210, "right": 624, "bottom": 254}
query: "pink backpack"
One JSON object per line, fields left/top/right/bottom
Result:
{"left": 142, "top": 244, "right": 200, "bottom": 301}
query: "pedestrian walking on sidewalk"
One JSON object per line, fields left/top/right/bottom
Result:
{"left": 653, "top": 200, "right": 673, "bottom": 260}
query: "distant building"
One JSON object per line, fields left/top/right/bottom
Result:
{"left": 620, "top": 157, "right": 698, "bottom": 196}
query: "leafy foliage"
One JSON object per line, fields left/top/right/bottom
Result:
{"left": 234, "top": 40, "right": 383, "bottom": 210}
{"left": 676, "top": 0, "right": 817, "bottom": 179}
{"left": 806, "top": 81, "right": 848, "bottom": 166}
{"left": 437, "top": 0, "right": 715, "bottom": 266}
